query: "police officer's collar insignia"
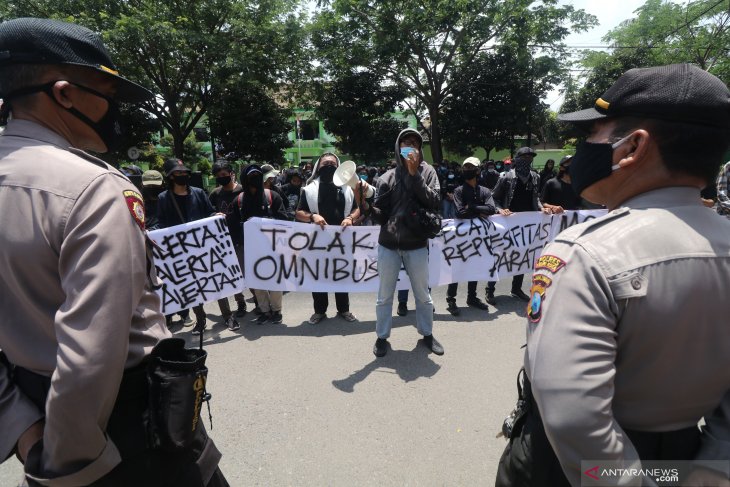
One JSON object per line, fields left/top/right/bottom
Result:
{"left": 535, "top": 254, "right": 566, "bottom": 274}
{"left": 123, "top": 190, "right": 145, "bottom": 231}
{"left": 528, "top": 274, "right": 552, "bottom": 323}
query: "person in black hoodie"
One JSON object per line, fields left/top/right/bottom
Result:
{"left": 295, "top": 153, "right": 360, "bottom": 325}
{"left": 234, "top": 165, "right": 288, "bottom": 324}
{"left": 358, "top": 128, "right": 443, "bottom": 357}
{"left": 281, "top": 167, "right": 304, "bottom": 220}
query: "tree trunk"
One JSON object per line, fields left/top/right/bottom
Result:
{"left": 428, "top": 105, "right": 443, "bottom": 165}
{"left": 172, "top": 128, "right": 185, "bottom": 161}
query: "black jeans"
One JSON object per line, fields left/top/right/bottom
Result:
{"left": 487, "top": 274, "right": 524, "bottom": 294}
{"left": 446, "top": 281, "right": 478, "bottom": 300}
{"left": 312, "top": 292, "right": 349, "bottom": 314}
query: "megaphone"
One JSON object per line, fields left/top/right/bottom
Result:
{"left": 334, "top": 160, "right": 375, "bottom": 198}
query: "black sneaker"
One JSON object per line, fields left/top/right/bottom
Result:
{"left": 252, "top": 306, "right": 263, "bottom": 316}
{"left": 397, "top": 302, "right": 408, "bottom": 316}
{"left": 423, "top": 335, "right": 444, "bottom": 355}
{"left": 225, "top": 317, "right": 240, "bottom": 331}
{"left": 485, "top": 291, "right": 497, "bottom": 306}
{"left": 511, "top": 289, "right": 530, "bottom": 302}
{"left": 446, "top": 300, "right": 460, "bottom": 316}
{"left": 466, "top": 296, "right": 489, "bottom": 311}
{"left": 254, "top": 312, "right": 270, "bottom": 324}
{"left": 270, "top": 311, "right": 283, "bottom": 324}
{"left": 373, "top": 338, "right": 389, "bottom": 357}
{"left": 191, "top": 321, "right": 206, "bottom": 335}
{"left": 235, "top": 302, "right": 247, "bottom": 318}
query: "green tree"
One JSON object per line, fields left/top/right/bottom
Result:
{"left": 4, "top": 0, "right": 309, "bottom": 160}
{"left": 314, "top": 71, "right": 408, "bottom": 163}
{"left": 312, "top": 0, "right": 595, "bottom": 164}
{"left": 207, "top": 83, "right": 293, "bottom": 165}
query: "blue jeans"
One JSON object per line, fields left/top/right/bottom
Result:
{"left": 376, "top": 246, "right": 433, "bottom": 339}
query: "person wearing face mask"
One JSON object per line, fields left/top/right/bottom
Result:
{"left": 540, "top": 155, "right": 581, "bottom": 212}
{"left": 357, "top": 129, "right": 443, "bottom": 357}
{"left": 479, "top": 159, "right": 500, "bottom": 190}
{"left": 441, "top": 167, "right": 459, "bottom": 219}
{"left": 157, "top": 157, "right": 217, "bottom": 334}
{"left": 497, "top": 64, "right": 730, "bottom": 487}
{"left": 208, "top": 161, "right": 247, "bottom": 329}
{"left": 235, "top": 165, "right": 289, "bottom": 325}
{"left": 296, "top": 153, "right": 360, "bottom": 325}
{"left": 141, "top": 169, "right": 165, "bottom": 230}
{"left": 445, "top": 157, "right": 509, "bottom": 315}
{"left": 489, "top": 147, "right": 554, "bottom": 305}
{"left": 0, "top": 18, "right": 228, "bottom": 486}
{"left": 281, "top": 167, "right": 305, "bottom": 220}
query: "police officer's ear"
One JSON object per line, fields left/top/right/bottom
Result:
{"left": 614, "top": 129, "right": 651, "bottom": 171}
{"left": 48, "top": 80, "right": 75, "bottom": 109}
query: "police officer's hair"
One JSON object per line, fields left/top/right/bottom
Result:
{"left": 610, "top": 117, "right": 730, "bottom": 185}
{"left": 0, "top": 64, "right": 90, "bottom": 113}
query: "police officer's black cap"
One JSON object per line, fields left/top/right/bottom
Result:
{"left": 0, "top": 18, "right": 153, "bottom": 103}
{"left": 558, "top": 64, "right": 730, "bottom": 129}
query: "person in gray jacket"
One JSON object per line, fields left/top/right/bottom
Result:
{"left": 358, "top": 128, "right": 443, "bottom": 357}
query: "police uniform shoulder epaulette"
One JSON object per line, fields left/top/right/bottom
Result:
{"left": 555, "top": 207, "right": 630, "bottom": 243}
{"left": 67, "top": 147, "right": 112, "bottom": 171}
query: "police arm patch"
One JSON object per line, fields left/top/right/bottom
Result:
{"left": 527, "top": 274, "right": 552, "bottom": 323}
{"left": 123, "top": 190, "right": 145, "bottom": 231}
{"left": 535, "top": 254, "right": 567, "bottom": 274}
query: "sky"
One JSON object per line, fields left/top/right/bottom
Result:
{"left": 545, "top": 0, "right": 649, "bottom": 110}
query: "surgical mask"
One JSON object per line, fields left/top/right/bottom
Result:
{"left": 7, "top": 81, "right": 125, "bottom": 152}
{"left": 447, "top": 173, "right": 455, "bottom": 180}
{"left": 172, "top": 174, "right": 190, "bottom": 186}
{"left": 359, "top": 174, "right": 368, "bottom": 181}
{"left": 569, "top": 134, "right": 632, "bottom": 197}
{"left": 215, "top": 176, "right": 232, "bottom": 186}
{"left": 319, "top": 165, "right": 337, "bottom": 182}
{"left": 400, "top": 147, "right": 417, "bottom": 160}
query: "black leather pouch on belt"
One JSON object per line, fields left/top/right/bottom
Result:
{"left": 146, "top": 338, "right": 209, "bottom": 450}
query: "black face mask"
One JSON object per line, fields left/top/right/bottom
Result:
{"left": 462, "top": 170, "right": 478, "bottom": 180}
{"left": 7, "top": 81, "right": 125, "bottom": 152}
{"left": 172, "top": 174, "right": 190, "bottom": 186}
{"left": 569, "top": 134, "right": 631, "bottom": 197}
{"left": 215, "top": 176, "right": 232, "bottom": 187}
{"left": 318, "top": 165, "right": 337, "bottom": 183}
{"left": 248, "top": 175, "right": 263, "bottom": 188}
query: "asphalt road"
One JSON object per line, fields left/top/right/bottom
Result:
{"left": 0, "top": 279, "right": 529, "bottom": 487}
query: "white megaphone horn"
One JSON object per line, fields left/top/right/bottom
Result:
{"left": 334, "top": 160, "right": 375, "bottom": 198}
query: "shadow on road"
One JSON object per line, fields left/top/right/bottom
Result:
{"left": 331, "top": 341, "right": 441, "bottom": 393}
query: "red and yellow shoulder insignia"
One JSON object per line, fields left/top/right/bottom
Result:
{"left": 527, "top": 274, "right": 553, "bottom": 323}
{"left": 123, "top": 190, "right": 145, "bottom": 231}
{"left": 535, "top": 254, "right": 566, "bottom": 274}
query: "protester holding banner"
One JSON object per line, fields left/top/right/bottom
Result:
{"left": 498, "top": 64, "right": 730, "bottom": 487}
{"left": 359, "top": 128, "right": 443, "bottom": 357}
{"left": 540, "top": 155, "right": 581, "bottom": 212}
{"left": 0, "top": 18, "right": 227, "bottom": 486}
{"left": 236, "top": 164, "right": 288, "bottom": 324}
{"left": 487, "top": 147, "right": 551, "bottom": 304}
{"left": 296, "top": 153, "right": 360, "bottom": 325}
{"left": 158, "top": 157, "right": 217, "bottom": 334}
{"left": 209, "top": 161, "right": 247, "bottom": 330}
{"left": 445, "top": 157, "right": 508, "bottom": 315}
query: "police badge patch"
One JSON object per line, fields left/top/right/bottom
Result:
{"left": 535, "top": 254, "right": 567, "bottom": 274}
{"left": 528, "top": 274, "right": 552, "bottom": 323}
{"left": 123, "top": 190, "right": 145, "bottom": 231}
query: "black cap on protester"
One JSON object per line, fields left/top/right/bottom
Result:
{"left": 515, "top": 147, "right": 537, "bottom": 157}
{"left": 0, "top": 18, "right": 153, "bottom": 103}
{"left": 558, "top": 63, "right": 730, "bottom": 129}
{"left": 163, "top": 158, "right": 192, "bottom": 177}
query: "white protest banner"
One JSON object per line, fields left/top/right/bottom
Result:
{"left": 428, "top": 210, "right": 605, "bottom": 287}
{"left": 244, "top": 218, "right": 398, "bottom": 293}
{"left": 148, "top": 216, "right": 244, "bottom": 315}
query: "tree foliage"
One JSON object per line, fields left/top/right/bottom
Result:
{"left": 312, "top": 0, "right": 596, "bottom": 164}
{"left": 207, "top": 83, "right": 293, "bottom": 165}
{"left": 314, "top": 71, "right": 408, "bottom": 163}
{"left": 567, "top": 0, "right": 730, "bottom": 114}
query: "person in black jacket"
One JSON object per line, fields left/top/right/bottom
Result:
{"left": 446, "top": 157, "right": 510, "bottom": 315}
{"left": 540, "top": 155, "right": 581, "bottom": 211}
{"left": 358, "top": 128, "right": 443, "bottom": 357}
{"left": 157, "top": 158, "right": 217, "bottom": 334}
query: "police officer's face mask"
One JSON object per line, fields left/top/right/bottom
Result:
{"left": 569, "top": 134, "right": 632, "bottom": 197}
{"left": 7, "top": 81, "right": 125, "bottom": 153}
